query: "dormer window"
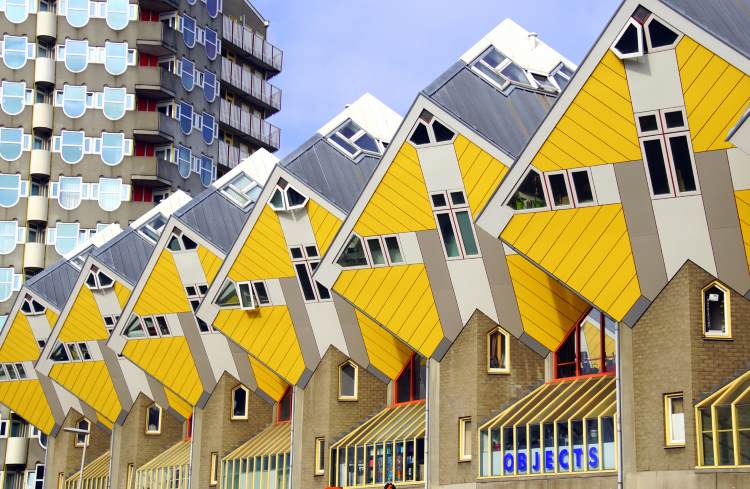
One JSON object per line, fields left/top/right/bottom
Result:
{"left": 328, "top": 120, "right": 384, "bottom": 159}
{"left": 20, "top": 295, "right": 45, "bottom": 316}
{"left": 167, "top": 231, "right": 198, "bottom": 252}
{"left": 139, "top": 213, "right": 167, "bottom": 243}
{"left": 267, "top": 180, "right": 308, "bottom": 212}
{"left": 221, "top": 173, "right": 260, "bottom": 209}
{"left": 85, "top": 266, "right": 114, "bottom": 290}
{"left": 611, "top": 8, "right": 681, "bottom": 59}
{"left": 550, "top": 63, "right": 574, "bottom": 90}
{"left": 471, "top": 47, "right": 532, "bottom": 91}
{"left": 408, "top": 111, "right": 455, "bottom": 146}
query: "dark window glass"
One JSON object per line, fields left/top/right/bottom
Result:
{"left": 508, "top": 171, "right": 546, "bottom": 209}
{"left": 51, "top": 344, "right": 69, "bottom": 362}
{"left": 664, "top": 110, "right": 684, "bottom": 129}
{"left": 436, "top": 213, "right": 460, "bottom": 257}
{"left": 409, "top": 123, "right": 430, "bottom": 145}
{"left": 431, "top": 193, "right": 447, "bottom": 208}
{"left": 638, "top": 114, "right": 659, "bottom": 133}
{"left": 124, "top": 316, "right": 145, "bottom": 338}
{"left": 216, "top": 281, "right": 239, "bottom": 307}
{"left": 615, "top": 23, "right": 640, "bottom": 55}
{"left": 295, "top": 263, "right": 316, "bottom": 301}
{"left": 330, "top": 133, "right": 357, "bottom": 156}
{"left": 395, "top": 361, "right": 412, "bottom": 404}
{"left": 354, "top": 133, "right": 379, "bottom": 153}
{"left": 411, "top": 356, "right": 426, "bottom": 400}
{"left": 97, "top": 273, "right": 113, "bottom": 287}
{"left": 556, "top": 329, "right": 577, "bottom": 379}
{"left": 643, "top": 138, "right": 671, "bottom": 195}
{"left": 384, "top": 236, "right": 403, "bottom": 263}
{"left": 431, "top": 120, "right": 454, "bottom": 142}
{"left": 86, "top": 272, "right": 97, "bottom": 288}
{"left": 182, "top": 235, "right": 197, "bottom": 250}
{"left": 500, "top": 62, "right": 528, "bottom": 84}
{"left": 704, "top": 285, "right": 726, "bottom": 334}
{"left": 571, "top": 170, "right": 594, "bottom": 204}
{"left": 144, "top": 317, "right": 158, "bottom": 337}
{"left": 648, "top": 18, "right": 679, "bottom": 48}
{"left": 278, "top": 389, "right": 292, "bottom": 421}
{"left": 337, "top": 236, "right": 367, "bottom": 267}
{"left": 290, "top": 247, "right": 303, "bottom": 260}
{"left": 548, "top": 173, "right": 570, "bottom": 207}
{"left": 286, "top": 187, "right": 306, "bottom": 207}
{"left": 366, "top": 238, "right": 385, "bottom": 265}
{"left": 449, "top": 191, "right": 466, "bottom": 206}
{"left": 305, "top": 245, "right": 318, "bottom": 258}
{"left": 167, "top": 235, "right": 181, "bottom": 251}
{"left": 253, "top": 282, "right": 270, "bottom": 305}
{"left": 339, "top": 363, "right": 356, "bottom": 397}
{"left": 155, "top": 316, "right": 170, "bottom": 336}
{"left": 668, "top": 135, "right": 696, "bottom": 192}
{"left": 232, "top": 387, "right": 247, "bottom": 417}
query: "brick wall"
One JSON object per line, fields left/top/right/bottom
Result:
{"left": 438, "top": 310, "right": 546, "bottom": 485}
{"left": 299, "top": 347, "right": 388, "bottom": 489}
{"left": 46, "top": 410, "right": 111, "bottom": 489}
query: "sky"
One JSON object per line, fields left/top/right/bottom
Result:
{"left": 250, "top": 0, "right": 622, "bottom": 157}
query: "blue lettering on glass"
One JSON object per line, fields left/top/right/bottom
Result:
{"left": 558, "top": 449, "right": 569, "bottom": 471}
{"left": 503, "top": 453, "right": 514, "bottom": 474}
{"left": 588, "top": 447, "right": 599, "bottom": 470}
{"left": 531, "top": 451, "right": 540, "bottom": 472}
{"left": 573, "top": 448, "right": 584, "bottom": 470}
{"left": 544, "top": 449, "right": 554, "bottom": 472}
{"left": 517, "top": 452, "right": 527, "bottom": 473}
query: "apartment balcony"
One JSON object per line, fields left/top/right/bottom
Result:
{"left": 222, "top": 16, "right": 282, "bottom": 75}
{"left": 220, "top": 57, "right": 281, "bottom": 113}
{"left": 136, "top": 22, "right": 177, "bottom": 57}
{"left": 132, "top": 111, "right": 178, "bottom": 144}
{"left": 32, "top": 103, "right": 53, "bottom": 132}
{"left": 24, "top": 243, "right": 46, "bottom": 271}
{"left": 5, "top": 437, "right": 29, "bottom": 465}
{"left": 29, "top": 149, "right": 51, "bottom": 176}
{"left": 26, "top": 196, "right": 48, "bottom": 223}
{"left": 34, "top": 57, "right": 55, "bottom": 86}
{"left": 219, "top": 99, "right": 280, "bottom": 152}
{"left": 36, "top": 11, "right": 56, "bottom": 41}
{"left": 137, "top": 0, "right": 178, "bottom": 12}
{"left": 135, "top": 68, "right": 177, "bottom": 100}
{"left": 218, "top": 140, "right": 248, "bottom": 170}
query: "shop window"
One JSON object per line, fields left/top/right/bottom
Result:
{"left": 644, "top": 15, "right": 680, "bottom": 52}
{"left": 408, "top": 112, "right": 455, "bottom": 146}
{"left": 220, "top": 173, "right": 261, "bottom": 209}
{"left": 3, "top": 0, "right": 35, "bottom": 23}
{"left": 611, "top": 18, "right": 643, "bottom": 59}
{"left": 554, "top": 309, "right": 616, "bottom": 379}
{"left": 2, "top": 35, "right": 33, "bottom": 70}
{"left": 105, "top": 0, "right": 130, "bottom": 30}
{"left": 507, "top": 169, "right": 547, "bottom": 210}
{"left": 62, "top": 39, "right": 88, "bottom": 73}
{"left": 314, "top": 437, "right": 325, "bottom": 475}
{"left": 203, "top": 70, "right": 217, "bottom": 102}
{"left": 204, "top": 28, "right": 219, "bottom": 60}
{"left": 0, "top": 127, "right": 27, "bottom": 162}
{"left": 180, "top": 58, "right": 195, "bottom": 92}
{"left": 74, "top": 418, "right": 90, "bottom": 447}
{"left": 290, "top": 245, "right": 331, "bottom": 302}
{"left": 702, "top": 281, "right": 731, "bottom": 339}
{"left": 395, "top": 355, "right": 426, "bottom": 404}
{"left": 277, "top": 388, "right": 292, "bottom": 422}
{"left": 458, "top": 417, "right": 472, "bottom": 461}
{"left": 145, "top": 404, "right": 162, "bottom": 434}
{"left": 487, "top": 327, "right": 510, "bottom": 374}
{"left": 663, "top": 393, "right": 685, "bottom": 447}
{"left": 209, "top": 453, "right": 219, "bottom": 485}
{"left": 338, "top": 361, "right": 358, "bottom": 401}
{"left": 231, "top": 385, "right": 249, "bottom": 420}
{"left": 430, "top": 190, "right": 479, "bottom": 259}
{"left": 1, "top": 81, "right": 32, "bottom": 116}
{"left": 328, "top": 120, "right": 384, "bottom": 159}
{"left": 202, "top": 112, "right": 216, "bottom": 144}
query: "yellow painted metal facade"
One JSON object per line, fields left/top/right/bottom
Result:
{"left": 165, "top": 388, "right": 193, "bottom": 419}
{"left": 0, "top": 380, "right": 54, "bottom": 433}
{"left": 50, "top": 361, "right": 120, "bottom": 424}
{"left": 197, "top": 246, "right": 222, "bottom": 284}
{"left": 355, "top": 310, "right": 413, "bottom": 380}
{"left": 307, "top": 199, "right": 342, "bottom": 255}
{"left": 736, "top": 190, "right": 750, "bottom": 270}
{"left": 501, "top": 204, "right": 641, "bottom": 321}
{"left": 133, "top": 250, "right": 192, "bottom": 316}
{"left": 454, "top": 135, "right": 509, "bottom": 216}
{"left": 228, "top": 205, "right": 294, "bottom": 282}
{"left": 248, "top": 356, "right": 288, "bottom": 402}
{"left": 59, "top": 286, "right": 109, "bottom": 342}
{"left": 0, "top": 313, "right": 39, "bottom": 362}
{"left": 114, "top": 282, "right": 131, "bottom": 308}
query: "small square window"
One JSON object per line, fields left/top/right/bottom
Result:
{"left": 638, "top": 114, "right": 659, "bottom": 134}
{"left": 431, "top": 193, "right": 447, "bottom": 208}
{"left": 664, "top": 110, "right": 684, "bottom": 129}
{"left": 290, "top": 247, "right": 303, "bottom": 260}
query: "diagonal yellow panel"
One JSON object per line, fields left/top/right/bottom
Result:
{"left": 355, "top": 310, "right": 413, "bottom": 380}
{"left": 307, "top": 200, "right": 343, "bottom": 256}
{"left": 134, "top": 251, "right": 191, "bottom": 316}
{"left": 249, "top": 356, "right": 288, "bottom": 402}
{"left": 501, "top": 205, "right": 640, "bottom": 321}
{"left": 45, "top": 309, "right": 58, "bottom": 327}
{"left": 335, "top": 265, "right": 443, "bottom": 357}
{"left": 122, "top": 337, "right": 202, "bottom": 405}
{"left": 59, "top": 287, "right": 109, "bottom": 342}
{"left": 676, "top": 36, "right": 750, "bottom": 153}
{"left": 196, "top": 246, "right": 222, "bottom": 284}
{"left": 49, "top": 361, "right": 120, "bottom": 424}
{"left": 0, "top": 380, "right": 54, "bottom": 433}
{"left": 113, "top": 282, "right": 131, "bottom": 309}
{"left": 213, "top": 307, "right": 304, "bottom": 384}
{"left": 0, "top": 314, "right": 39, "bottom": 362}
{"left": 454, "top": 135, "right": 508, "bottom": 216}
{"left": 533, "top": 50, "right": 640, "bottom": 170}
{"left": 506, "top": 254, "right": 589, "bottom": 351}
{"left": 354, "top": 143, "right": 435, "bottom": 236}
{"left": 165, "top": 388, "right": 192, "bottom": 419}
{"left": 734, "top": 190, "right": 750, "bottom": 272}
{"left": 228, "top": 205, "right": 294, "bottom": 282}
{"left": 96, "top": 413, "right": 113, "bottom": 430}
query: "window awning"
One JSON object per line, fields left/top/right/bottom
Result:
{"left": 65, "top": 451, "right": 111, "bottom": 489}
{"left": 223, "top": 422, "right": 291, "bottom": 461}
{"left": 135, "top": 440, "right": 191, "bottom": 489}
{"left": 331, "top": 402, "right": 426, "bottom": 450}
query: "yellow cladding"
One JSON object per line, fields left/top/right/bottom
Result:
{"left": 581, "top": 319, "right": 614, "bottom": 371}
{"left": 123, "top": 337, "right": 202, "bottom": 405}
{"left": 134, "top": 250, "right": 191, "bottom": 316}
{"left": 533, "top": 50, "right": 640, "bottom": 170}
{"left": 213, "top": 307, "right": 305, "bottom": 384}
{"left": 501, "top": 204, "right": 641, "bottom": 321}
{"left": 0, "top": 314, "right": 39, "bottom": 362}
{"left": 735, "top": 190, "right": 750, "bottom": 271}
{"left": 97, "top": 413, "right": 113, "bottom": 430}
{"left": 228, "top": 205, "right": 294, "bottom": 282}
{"left": 677, "top": 36, "right": 750, "bottom": 152}
{"left": 307, "top": 200, "right": 342, "bottom": 255}
{"left": 59, "top": 286, "right": 109, "bottom": 342}
{"left": 0, "top": 380, "right": 54, "bottom": 433}
{"left": 165, "top": 388, "right": 193, "bottom": 419}
{"left": 353, "top": 143, "right": 435, "bottom": 236}
{"left": 335, "top": 265, "right": 443, "bottom": 357}
{"left": 113, "top": 282, "right": 130, "bottom": 309}
{"left": 355, "top": 310, "right": 413, "bottom": 380}
{"left": 50, "top": 361, "right": 120, "bottom": 424}
{"left": 505, "top": 254, "right": 589, "bottom": 350}
{"left": 46, "top": 309, "right": 58, "bottom": 326}
{"left": 197, "top": 246, "right": 222, "bottom": 283}
{"left": 454, "top": 135, "right": 508, "bottom": 216}
{"left": 249, "top": 356, "right": 288, "bottom": 401}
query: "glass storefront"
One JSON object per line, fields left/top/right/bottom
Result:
{"left": 135, "top": 441, "right": 190, "bottom": 489}
{"left": 221, "top": 422, "right": 291, "bottom": 489}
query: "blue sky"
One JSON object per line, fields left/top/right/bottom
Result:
{"left": 251, "top": 0, "right": 622, "bottom": 157}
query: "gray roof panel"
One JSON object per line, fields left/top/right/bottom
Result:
{"left": 175, "top": 189, "right": 251, "bottom": 254}
{"left": 92, "top": 229, "right": 154, "bottom": 285}
{"left": 26, "top": 261, "right": 81, "bottom": 310}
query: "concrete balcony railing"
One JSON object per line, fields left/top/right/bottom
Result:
{"left": 5, "top": 437, "right": 29, "bottom": 465}
{"left": 34, "top": 57, "right": 55, "bottom": 86}
{"left": 23, "top": 242, "right": 45, "bottom": 270}
{"left": 29, "top": 149, "right": 51, "bottom": 176}
{"left": 32, "top": 103, "right": 52, "bottom": 131}
{"left": 218, "top": 98, "right": 280, "bottom": 151}
{"left": 36, "top": 11, "right": 56, "bottom": 41}
{"left": 220, "top": 57, "right": 281, "bottom": 112}
{"left": 132, "top": 111, "right": 178, "bottom": 144}
{"left": 136, "top": 22, "right": 177, "bottom": 57}
{"left": 26, "top": 196, "right": 48, "bottom": 223}
{"left": 222, "top": 15, "right": 282, "bottom": 74}
{"left": 135, "top": 68, "right": 177, "bottom": 99}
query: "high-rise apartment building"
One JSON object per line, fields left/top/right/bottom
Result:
{"left": 0, "top": 0, "right": 282, "bottom": 314}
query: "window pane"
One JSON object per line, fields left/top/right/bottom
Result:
{"left": 668, "top": 135, "right": 697, "bottom": 193}
{"left": 339, "top": 363, "right": 355, "bottom": 398}
{"left": 648, "top": 18, "right": 679, "bottom": 48}
{"left": 104, "top": 41, "right": 129, "bottom": 76}
{"left": 664, "top": 110, "right": 684, "bottom": 129}
{"left": 508, "top": 171, "right": 546, "bottom": 209}
{"left": 643, "top": 138, "right": 671, "bottom": 195}
{"left": 436, "top": 213, "right": 460, "bottom": 258}
{"left": 366, "top": 239, "right": 385, "bottom": 265}
{"left": 337, "top": 236, "right": 367, "bottom": 267}
{"left": 395, "top": 361, "right": 412, "bottom": 403}
{"left": 571, "top": 170, "right": 594, "bottom": 204}
{"left": 409, "top": 123, "right": 430, "bottom": 145}
{"left": 146, "top": 406, "right": 160, "bottom": 432}
{"left": 384, "top": 237, "right": 403, "bottom": 263}
{"left": 704, "top": 285, "right": 726, "bottom": 334}
{"left": 615, "top": 23, "right": 640, "bottom": 55}
{"left": 232, "top": 388, "right": 247, "bottom": 417}
{"left": 0, "top": 128, "right": 23, "bottom": 162}
{"left": 638, "top": 114, "right": 659, "bottom": 133}
{"left": 548, "top": 173, "right": 570, "bottom": 207}
{"left": 64, "top": 39, "right": 89, "bottom": 73}
{"left": 455, "top": 211, "right": 479, "bottom": 256}
{"left": 105, "top": 0, "right": 130, "bottom": 30}
{"left": 294, "top": 264, "right": 316, "bottom": 301}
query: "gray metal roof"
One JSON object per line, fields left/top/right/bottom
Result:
{"left": 92, "top": 229, "right": 154, "bottom": 286}
{"left": 282, "top": 136, "right": 379, "bottom": 213}
{"left": 660, "top": 0, "right": 750, "bottom": 60}
{"left": 26, "top": 260, "right": 81, "bottom": 311}
{"left": 174, "top": 188, "right": 252, "bottom": 254}
{"left": 423, "top": 62, "right": 556, "bottom": 159}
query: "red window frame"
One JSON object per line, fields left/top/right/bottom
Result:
{"left": 553, "top": 308, "right": 616, "bottom": 381}
{"left": 392, "top": 354, "right": 426, "bottom": 406}
{"left": 277, "top": 387, "right": 292, "bottom": 423}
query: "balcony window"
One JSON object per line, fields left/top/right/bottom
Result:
{"left": 105, "top": 0, "right": 129, "bottom": 30}
{"left": 102, "top": 87, "right": 128, "bottom": 120}
{"left": 0, "top": 222, "right": 19, "bottom": 255}
{"left": 205, "top": 0, "right": 219, "bottom": 18}
{"left": 201, "top": 112, "right": 215, "bottom": 144}
{"left": 96, "top": 177, "right": 124, "bottom": 211}
{"left": 0, "top": 128, "right": 25, "bottom": 162}
{"left": 179, "top": 101, "right": 193, "bottom": 135}
{"left": 61, "top": 84, "right": 87, "bottom": 118}
{"left": 57, "top": 176, "right": 83, "bottom": 210}
{"left": 182, "top": 14, "right": 196, "bottom": 48}
{"left": 177, "top": 145, "right": 192, "bottom": 178}
{"left": 202, "top": 70, "right": 217, "bottom": 102}
{"left": 0, "top": 174, "right": 26, "bottom": 207}
{"left": 1, "top": 81, "right": 31, "bottom": 116}
{"left": 180, "top": 58, "right": 195, "bottom": 92}
{"left": 59, "top": 130, "right": 85, "bottom": 164}
{"left": 3, "top": 0, "right": 34, "bottom": 24}
{"left": 64, "top": 0, "right": 89, "bottom": 27}
{"left": 2, "top": 35, "right": 33, "bottom": 70}
{"left": 200, "top": 156, "right": 213, "bottom": 187}
{"left": 63, "top": 39, "right": 88, "bottom": 73}
{"left": 100, "top": 132, "right": 126, "bottom": 166}
{"left": 204, "top": 28, "right": 219, "bottom": 60}
{"left": 0, "top": 268, "right": 21, "bottom": 302}
{"left": 104, "top": 41, "right": 130, "bottom": 75}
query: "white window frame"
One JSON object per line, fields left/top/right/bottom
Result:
{"left": 430, "top": 190, "right": 481, "bottom": 260}
{"left": 337, "top": 360, "right": 358, "bottom": 401}
{"left": 611, "top": 17, "right": 644, "bottom": 59}
{"left": 664, "top": 393, "right": 685, "bottom": 447}
{"left": 644, "top": 14, "right": 683, "bottom": 53}
{"left": 0, "top": 81, "right": 33, "bottom": 116}
{"left": 702, "top": 281, "right": 731, "bottom": 339}
{"left": 290, "top": 245, "right": 331, "bottom": 303}
{"left": 543, "top": 170, "right": 574, "bottom": 210}
{"left": 230, "top": 385, "right": 249, "bottom": 420}
{"left": 470, "top": 46, "right": 533, "bottom": 91}
{"left": 361, "top": 234, "right": 405, "bottom": 268}
{"left": 569, "top": 168, "right": 598, "bottom": 208}
{"left": 145, "top": 404, "right": 162, "bottom": 435}
{"left": 407, "top": 115, "right": 457, "bottom": 147}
